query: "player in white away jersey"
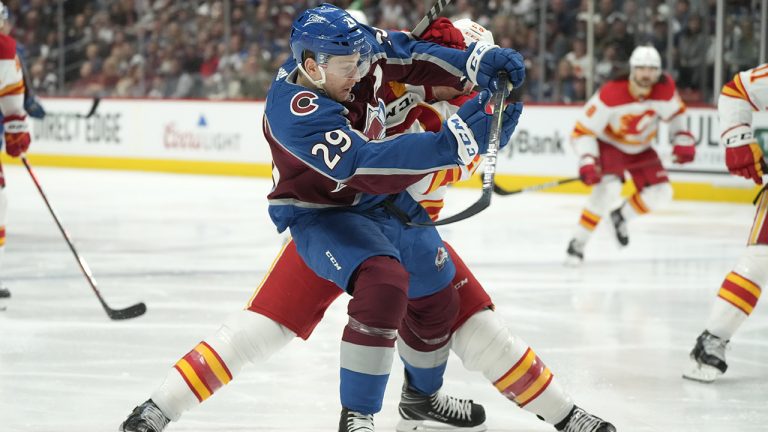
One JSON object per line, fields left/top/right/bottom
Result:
{"left": 564, "top": 45, "right": 696, "bottom": 264}
{"left": 683, "top": 64, "right": 768, "bottom": 383}
{"left": 0, "top": 1, "right": 32, "bottom": 299}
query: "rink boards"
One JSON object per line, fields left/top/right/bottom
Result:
{"left": 2, "top": 97, "right": 765, "bottom": 203}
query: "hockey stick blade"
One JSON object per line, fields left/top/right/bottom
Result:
{"left": 412, "top": 0, "right": 452, "bottom": 37}
{"left": 409, "top": 72, "right": 508, "bottom": 227}
{"left": 108, "top": 302, "right": 147, "bottom": 320}
{"left": 21, "top": 156, "right": 147, "bottom": 320}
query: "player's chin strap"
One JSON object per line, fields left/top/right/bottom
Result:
{"left": 297, "top": 62, "right": 328, "bottom": 91}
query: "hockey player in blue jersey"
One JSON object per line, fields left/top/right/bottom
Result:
{"left": 263, "top": 4, "right": 524, "bottom": 431}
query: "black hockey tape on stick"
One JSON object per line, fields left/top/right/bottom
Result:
{"left": 408, "top": 72, "right": 508, "bottom": 227}
{"left": 76, "top": 97, "right": 101, "bottom": 119}
{"left": 21, "top": 155, "right": 146, "bottom": 320}
{"left": 412, "top": 0, "right": 452, "bottom": 37}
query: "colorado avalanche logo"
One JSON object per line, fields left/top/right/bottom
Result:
{"left": 434, "top": 246, "right": 449, "bottom": 271}
{"left": 363, "top": 99, "right": 387, "bottom": 139}
{"left": 290, "top": 91, "right": 319, "bottom": 116}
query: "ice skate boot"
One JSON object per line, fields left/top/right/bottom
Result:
{"left": 119, "top": 399, "right": 170, "bottom": 432}
{"left": 682, "top": 330, "right": 728, "bottom": 383}
{"left": 609, "top": 208, "right": 629, "bottom": 246}
{"left": 565, "top": 239, "right": 585, "bottom": 266}
{"left": 339, "top": 407, "right": 374, "bottom": 432}
{"left": 0, "top": 285, "right": 9, "bottom": 298}
{"left": 555, "top": 406, "right": 616, "bottom": 432}
{"left": 396, "top": 377, "right": 486, "bottom": 432}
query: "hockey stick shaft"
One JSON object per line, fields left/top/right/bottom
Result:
{"left": 412, "top": 0, "right": 452, "bottom": 37}
{"left": 409, "top": 72, "right": 508, "bottom": 227}
{"left": 493, "top": 177, "right": 581, "bottom": 196}
{"left": 21, "top": 156, "right": 146, "bottom": 320}
{"left": 492, "top": 157, "right": 685, "bottom": 196}
{"left": 76, "top": 97, "right": 100, "bottom": 119}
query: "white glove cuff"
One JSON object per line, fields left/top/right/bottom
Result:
{"left": 465, "top": 41, "right": 499, "bottom": 87}
{"left": 446, "top": 114, "right": 479, "bottom": 165}
{"left": 579, "top": 154, "right": 598, "bottom": 167}
{"left": 672, "top": 131, "right": 696, "bottom": 147}
{"left": 4, "top": 118, "right": 28, "bottom": 134}
{"left": 721, "top": 124, "right": 754, "bottom": 148}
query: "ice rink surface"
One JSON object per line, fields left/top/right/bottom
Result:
{"left": 0, "top": 165, "right": 765, "bottom": 432}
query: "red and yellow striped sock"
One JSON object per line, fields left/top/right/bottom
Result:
{"left": 173, "top": 341, "right": 233, "bottom": 402}
{"left": 493, "top": 347, "right": 554, "bottom": 407}
{"left": 578, "top": 209, "right": 600, "bottom": 232}
{"left": 717, "top": 271, "right": 762, "bottom": 316}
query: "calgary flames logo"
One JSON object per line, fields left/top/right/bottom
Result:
{"left": 618, "top": 110, "right": 655, "bottom": 135}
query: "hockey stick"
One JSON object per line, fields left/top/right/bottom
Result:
{"left": 408, "top": 72, "right": 508, "bottom": 227}
{"left": 21, "top": 155, "right": 147, "bottom": 320}
{"left": 492, "top": 177, "right": 581, "bottom": 196}
{"left": 412, "top": 0, "right": 452, "bottom": 37}
{"left": 491, "top": 157, "right": 694, "bottom": 196}
{"left": 76, "top": 97, "right": 101, "bottom": 119}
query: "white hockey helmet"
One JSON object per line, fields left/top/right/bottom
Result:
{"left": 453, "top": 18, "right": 494, "bottom": 46}
{"left": 629, "top": 45, "right": 661, "bottom": 79}
{"left": 346, "top": 9, "right": 368, "bottom": 26}
{"left": 0, "top": 2, "right": 8, "bottom": 22}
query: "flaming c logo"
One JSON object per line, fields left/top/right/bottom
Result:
{"left": 619, "top": 110, "right": 655, "bottom": 135}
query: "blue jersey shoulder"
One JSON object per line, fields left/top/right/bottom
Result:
{"left": 265, "top": 69, "right": 350, "bottom": 150}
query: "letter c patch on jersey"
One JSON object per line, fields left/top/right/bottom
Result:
{"left": 290, "top": 91, "right": 319, "bottom": 116}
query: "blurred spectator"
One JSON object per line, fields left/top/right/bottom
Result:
{"left": 6, "top": 0, "right": 755, "bottom": 104}
{"left": 724, "top": 17, "right": 759, "bottom": 78}
{"left": 552, "top": 58, "right": 577, "bottom": 103}
{"left": 564, "top": 38, "right": 590, "bottom": 82}
{"left": 604, "top": 16, "right": 635, "bottom": 62}
{"left": 676, "top": 14, "right": 710, "bottom": 93}
{"left": 594, "top": 44, "right": 619, "bottom": 85}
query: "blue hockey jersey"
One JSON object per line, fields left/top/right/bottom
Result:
{"left": 263, "top": 27, "right": 474, "bottom": 232}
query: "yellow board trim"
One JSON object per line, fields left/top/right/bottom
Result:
{"left": 3, "top": 154, "right": 761, "bottom": 204}
{"left": 0, "top": 153, "right": 273, "bottom": 178}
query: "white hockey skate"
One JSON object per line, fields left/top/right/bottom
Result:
{"left": 682, "top": 330, "right": 728, "bottom": 383}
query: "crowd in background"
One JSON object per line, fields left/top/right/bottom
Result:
{"left": 6, "top": 0, "right": 764, "bottom": 104}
